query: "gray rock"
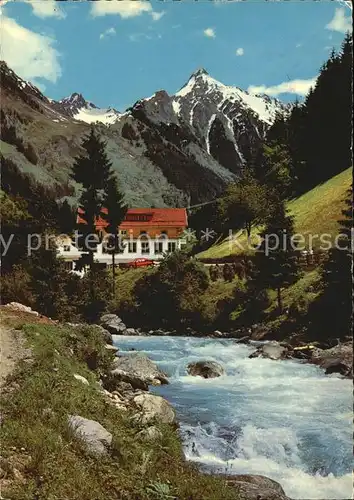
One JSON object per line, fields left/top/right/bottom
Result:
{"left": 111, "top": 381, "right": 135, "bottom": 393}
{"left": 226, "top": 474, "right": 290, "bottom": 500}
{"left": 250, "top": 325, "right": 272, "bottom": 341}
{"left": 311, "top": 342, "right": 353, "bottom": 377}
{"left": 111, "top": 353, "right": 169, "bottom": 387}
{"left": 68, "top": 415, "right": 112, "bottom": 456}
{"left": 234, "top": 336, "right": 250, "bottom": 344}
{"left": 125, "top": 328, "right": 137, "bottom": 336}
{"left": 73, "top": 374, "right": 89, "bottom": 385}
{"left": 100, "top": 313, "right": 123, "bottom": 325}
{"left": 105, "top": 344, "right": 119, "bottom": 353}
{"left": 100, "top": 314, "right": 126, "bottom": 335}
{"left": 325, "top": 361, "right": 349, "bottom": 376}
{"left": 249, "top": 342, "right": 289, "bottom": 361}
{"left": 187, "top": 360, "right": 225, "bottom": 379}
{"left": 136, "top": 425, "right": 163, "bottom": 442}
{"left": 133, "top": 393, "right": 175, "bottom": 424}
{"left": 92, "top": 325, "right": 113, "bottom": 345}
{"left": 107, "top": 370, "right": 149, "bottom": 392}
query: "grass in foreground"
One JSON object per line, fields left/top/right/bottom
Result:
{"left": 198, "top": 168, "right": 352, "bottom": 259}
{"left": 0, "top": 313, "right": 240, "bottom": 500}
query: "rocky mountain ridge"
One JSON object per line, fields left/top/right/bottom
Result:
{"left": 0, "top": 60, "right": 288, "bottom": 206}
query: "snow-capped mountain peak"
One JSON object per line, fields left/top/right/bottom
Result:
{"left": 174, "top": 69, "right": 285, "bottom": 125}
{"left": 191, "top": 67, "right": 209, "bottom": 78}
{"left": 55, "top": 92, "right": 121, "bottom": 125}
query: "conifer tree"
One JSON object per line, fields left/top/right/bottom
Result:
{"left": 252, "top": 201, "right": 300, "bottom": 312}
{"left": 309, "top": 186, "right": 352, "bottom": 340}
{"left": 101, "top": 176, "right": 127, "bottom": 298}
{"left": 58, "top": 199, "right": 76, "bottom": 236}
{"left": 265, "top": 34, "right": 352, "bottom": 195}
{"left": 71, "top": 127, "right": 113, "bottom": 269}
{"left": 262, "top": 142, "right": 293, "bottom": 199}
{"left": 29, "top": 241, "right": 79, "bottom": 320}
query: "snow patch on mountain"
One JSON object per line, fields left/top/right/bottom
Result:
{"left": 73, "top": 106, "right": 121, "bottom": 125}
{"left": 206, "top": 114, "right": 216, "bottom": 154}
{"left": 57, "top": 92, "right": 121, "bottom": 125}
{"left": 172, "top": 100, "right": 181, "bottom": 116}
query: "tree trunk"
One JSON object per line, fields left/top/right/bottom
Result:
{"left": 277, "top": 287, "right": 283, "bottom": 313}
{"left": 112, "top": 249, "right": 116, "bottom": 300}
{"left": 245, "top": 222, "right": 252, "bottom": 242}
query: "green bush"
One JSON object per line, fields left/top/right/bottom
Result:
{"left": 134, "top": 251, "right": 209, "bottom": 329}
{"left": 0, "top": 264, "right": 35, "bottom": 307}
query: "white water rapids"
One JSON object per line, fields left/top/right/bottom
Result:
{"left": 113, "top": 336, "right": 353, "bottom": 499}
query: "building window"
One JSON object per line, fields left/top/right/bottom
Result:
{"left": 63, "top": 245, "right": 70, "bottom": 252}
{"left": 128, "top": 242, "right": 137, "bottom": 253}
{"left": 120, "top": 230, "right": 127, "bottom": 236}
{"left": 141, "top": 241, "right": 150, "bottom": 254}
{"left": 140, "top": 231, "right": 148, "bottom": 237}
{"left": 168, "top": 242, "right": 177, "bottom": 253}
{"left": 125, "top": 214, "right": 151, "bottom": 222}
{"left": 154, "top": 242, "right": 163, "bottom": 254}
{"left": 64, "top": 261, "right": 72, "bottom": 271}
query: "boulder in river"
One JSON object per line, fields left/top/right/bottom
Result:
{"left": 68, "top": 415, "right": 112, "bottom": 456}
{"left": 125, "top": 327, "right": 138, "bottom": 336}
{"left": 225, "top": 474, "right": 290, "bottom": 500}
{"left": 250, "top": 324, "right": 273, "bottom": 341}
{"left": 187, "top": 360, "right": 225, "bottom": 378}
{"left": 106, "top": 353, "right": 169, "bottom": 391}
{"left": 249, "top": 342, "right": 290, "bottom": 361}
{"left": 310, "top": 342, "right": 353, "bottom": 377}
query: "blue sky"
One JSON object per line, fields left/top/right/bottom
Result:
{"left": 1, "top": 0, "right": 352, "bottom": 110}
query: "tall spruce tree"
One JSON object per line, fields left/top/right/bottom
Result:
{"left": 58, "top": 199, "right": 76, "bottom": 236}
{"left": 308, "top": 186, "right": 352, "bottom": 340}
{"left": 264, "top": 34, "right": 352, "bottom": 195}
{"left": 101, "top": 176, "right": 127, "bottom": 298}
{"left": 71, "top": 127, "right": 113, "bottom": 269}
{"left": 252, "top": 201, "right": 300, "bottom": 312}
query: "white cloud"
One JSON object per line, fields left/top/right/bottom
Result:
{"left": 151, "top": 11, "right": 165, "bottom": 22}
{"left": 204, "top": 28, "right": 216, "bottom": 38}
{"left": 295, "top": 43, "right": 302, "bottom": 48}
{"left": 248, "top": 77, "right": 317, "bottom": 97}
{"left": 0, "top": 14, "right": 61, "bottom": 84}
{"left": 326, "top": 8, "right": 352, "bottom": 34}
{"left": 99, "top": 27, "right": 116, "bottom": 40}
{"left": 26, "top": 0, "right": 66, "bottom": 19}
{"left": 235, "top": 47, "right": 244, "bottom": 56}
{"left": 91, "top": 1, "right": 152, "bottom": 19}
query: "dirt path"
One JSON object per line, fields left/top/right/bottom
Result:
{"left": 0, "top": 325, "right": 27, "bottom": 386}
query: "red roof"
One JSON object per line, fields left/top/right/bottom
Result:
{"left": 77, "top": 207, "right": 188, "bottom": 228}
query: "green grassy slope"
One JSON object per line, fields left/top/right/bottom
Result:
{"left": 0, "top": 310, "right": 241, "bottom": 500}
{"left": 197, "top": 168, "right": 352, "bottom": 259}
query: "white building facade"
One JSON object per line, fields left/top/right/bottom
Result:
{"left": 57, "top": 208, "right": 188, "bottom": 273}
